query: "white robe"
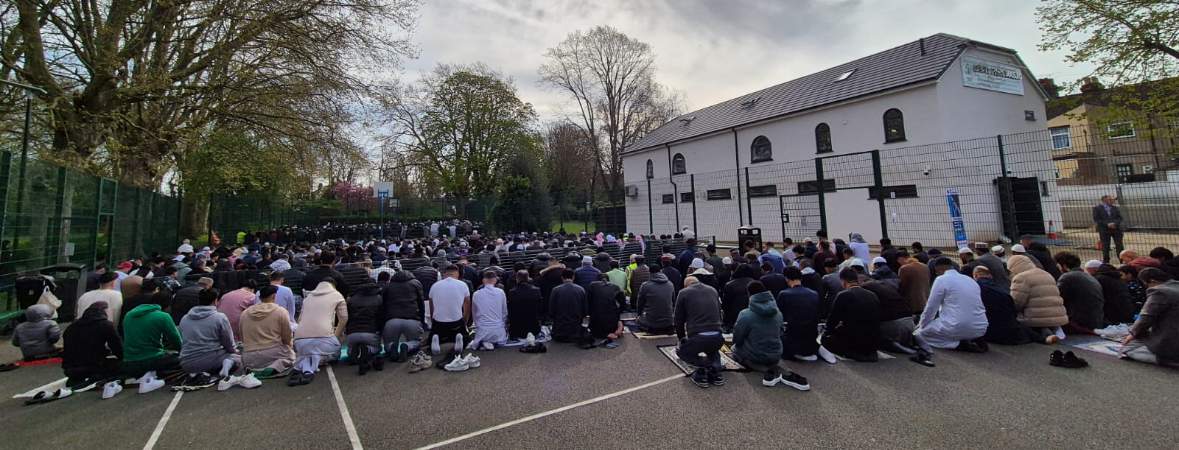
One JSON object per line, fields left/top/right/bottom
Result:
{"left": 471, "top": 285, "right": 509, "bottom": 346}
{"left": 915, "top": 270, "right": 988, "bottom": 349}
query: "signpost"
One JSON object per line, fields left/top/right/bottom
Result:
{"left": 946, "top": 188, "right": 968, "bottom": 250}
{"left": 374, "top": 182, "right": 393, "bottom": 241}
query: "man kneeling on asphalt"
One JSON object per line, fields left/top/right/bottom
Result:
{"left": 675, "top": 276, "right": 725, "bottom": 388}
{"left": 733, "top": 281, "right": 809, "bottom": 391}
{"left": 910, "top": 257, "right": 990, "bottom": 367}
{"left": 178, "top": 289, "right": 259, "bottom": 391}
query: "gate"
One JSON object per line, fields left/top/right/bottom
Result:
{"left": 777, "top": 150, "right": 888, "bottom": 243}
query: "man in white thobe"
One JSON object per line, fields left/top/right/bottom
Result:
{"left": 911, "top": 257, "right": 989, "bottom": 366}
{"left": 469, "top": 271, "right": 509, "bottom": 350}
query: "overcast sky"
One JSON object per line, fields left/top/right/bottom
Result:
{"left": 399, "top": 0, "right": 1091, "bottom": 123}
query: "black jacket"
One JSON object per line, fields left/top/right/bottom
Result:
{"left": 759, "top": 273, "right": 788, "bottom": 298}
{"left": 412, "top": 266, "right": 440, "bottom": 297}
{"left": 721, "top": 277, "right": 753, "bottom": 329}
{"left": 304, "top": 266, "right": 350, "bottom": 297}
{"left": 976, "top": 278, "right": 1029, "bottom": 345}
{"left": 382, "top": 271, "right": 425, "bottom": 322}
{"left": 281, "top": 268, "right": 306, "bottom": 296}
{"left": 549, "top": 282, "right": 588, "bottom": 339}
{"left": 507, "top": 282, "right": 542, "bottom": 339}
{"left": 62, "top": 306, "right": 123, "bottom": 370}
{"left": 587, "top": 281, "right": 625, "bottom": 338}
{"left": 346, "top": 283, "right": 384, "bottom": 335}
{"left": 1026, "top": 243, "right": 1062, "bottom": 280}
{"left": 861, "top": 280, "right": 909, "bottom": 322}
{"left": 171, "top": 286, "right": 203, "bottom": 325}
{"left": 1095, "top": 271, "right": 1135, "bottom": 325}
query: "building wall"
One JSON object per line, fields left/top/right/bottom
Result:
{"left": 936, "top": 47, "right": 1050, "bottom": 140}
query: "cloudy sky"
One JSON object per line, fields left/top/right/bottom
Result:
{"left": 399, "top": 0, "right": 1092, "bottom": 122}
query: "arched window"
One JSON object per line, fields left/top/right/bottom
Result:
{"left": 883, "top": 108, "right": 906, "bottom": 143}
{"left": 646, "top": 159, "right": 654, "bottom": 179}
{"left": 672, "top": 153, "right": 686, "bottom": 175}
{"left": 815, "top": 123, "right": 833, "bottom": 154}
{"left": 751, "top": 136, "right": 772, "bottom": 163}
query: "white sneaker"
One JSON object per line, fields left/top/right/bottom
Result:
{"left": 217, "top": 375, "right": 242, "bottom": 391}
{"left": 431, "top": 334, "right": 441, "bottom": 356}
{"left": 443, "top": 355, "right": 470, "bottom": 372}
{"left": 138, "top": 377, "right": 165, "bottom": 394}
{"left": 102, "top": 381, "right": 123, "bottom": 399}
{"left": 794, "top": 354, "right": 818, "bottom": 362}
{"left": 762, "top": 374, "right": 782, "bottom": 387}
{"left": 237, "top": 373, "right": 261, "bottom": 389}
{"left": 817, "top": 346, "right": 838, "bottom": 364}
{"left": 481, "top": 342, "right": 495, "bottom": 351}
{"left": 463, "top": 354, "right": 482, "bottom": 368}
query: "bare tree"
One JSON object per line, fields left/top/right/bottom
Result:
{"left": 538, "top": 25, "right": 684, "bottom": 199}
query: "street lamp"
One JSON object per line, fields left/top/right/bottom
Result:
{"left": 2, "top": 78, "right": 49, "bottom": 253}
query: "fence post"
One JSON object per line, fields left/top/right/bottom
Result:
{"left": 690, "top": 174, "right": 698, "bottom": 235}
{"left": 745, "top": 167, "right": 753, "bottom": 226}
{"left": 131, "top": 188, "right": 141, "bottom": 258}
{"left": 816, "top": 157, "right": 828, "bottom": 232}
{"left": 997, "top": 135, "right": 1018, "bottom": 239}
{"left": 47, "top": 167, "right": 66, "bottom": 266}
{"left": 0, "top": 152, "right": 10, "bottom": 270}
{"left": 646, "top": 179, "right": 653, "bottom": 235}
{"left": 871, "top": 150, "right": 888, "bottom": 239}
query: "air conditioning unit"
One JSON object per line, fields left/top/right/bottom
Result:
{"left": 624, "top": 185, "right": 639, "bottom": 197}
{"left": 1143, "top": 165, "right": 1154, "bottom": 174}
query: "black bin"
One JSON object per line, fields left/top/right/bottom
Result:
{"left": 737, "top": 227, "right": 762, "bottom": 251}
{"left": 41, "top": 264, "right": 86, "bottom": 322}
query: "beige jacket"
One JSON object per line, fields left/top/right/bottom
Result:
{"left": 1008, "top": 256, "right": 1068, "bottom": 328}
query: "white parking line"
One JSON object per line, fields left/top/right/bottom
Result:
{"left": 143, "top": 391, "right": 183, "bottom": 450}
{"left": 327, "top": 366, "right": 364, "bottom": 450}
{"left": 413, "top": 374, "right": 683, "bottom": 450}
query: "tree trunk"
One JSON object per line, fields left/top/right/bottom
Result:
{"left": 179, "top": 196, "right": 209, "bottom": 239}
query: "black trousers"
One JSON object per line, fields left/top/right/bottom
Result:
{"left": 1099, "top": 231, "right": 1124, "bottom": 263}
{"left": 676, "top": 333, "right": 724, "bottom": 371}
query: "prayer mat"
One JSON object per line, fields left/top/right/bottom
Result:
{"left": 620, "top": 312, "right": 638, "bottom": 321}
{"left": 15, "top": 358, "right": 61, "bottom": 366}
{"left": 632, "top": 331, "right": 678, "bottom": 340}
{"left": 1062, "top": 337, "right": 1122, "bottom": 358}
{"left": 13, "top": 378, "right": 68, "bottom": 399}
{"left": 657, "top": 344, "right": 746, "bottom": 374}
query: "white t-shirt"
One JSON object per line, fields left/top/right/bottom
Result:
{"left": 76, "top": 289, "right": 124, "bottom": 326}
{"left": 429, "top": 277, "right": 469, "bottom": 323}
{"left": 471, "top": 285, "right": 508, "bottom": 331}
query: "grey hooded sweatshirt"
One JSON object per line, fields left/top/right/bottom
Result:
{"left": 178, "top": 305, "right": 236, "bottom": 373}
{"left": 12, "top": 304, "right": 61, "bottom": 359}
{"left": 637, "top": 272, "right": 676, "bottom": 330}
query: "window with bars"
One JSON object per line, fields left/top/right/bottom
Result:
{"left": 815, "top": 123, "right": 833, "bottom": 154}
{"left": 883, "top": 108, "right": 906, "bottom": 143}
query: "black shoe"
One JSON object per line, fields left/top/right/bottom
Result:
{"left": 371, "top": 357, "right": 385, "bottom": 372}
{"left": 781, "top": 372, "right": 811, "bottom": 391}
{"left": 707, "top": 367, "right": 724, "bottom": 386}
{"left": 762, "top": 367, "right": 779, "bottom": 386}
{"left": 1061, "top": 351, "right": 1089, "bottom": 368}
{"left": 395, "top": 343, "right": 408, "bottom": 363}
{"left": 955, "top": 340, "right": 986, "bottom": 353}
{"left": 910, "top": 353, "right": 936, "bottom": 367}
{"left": 973, "top": 338, "right": 990, "bottom": 353}
{"left": 1049, "top": 350, "right": 1064, "bottom": 367}
{"left": 300, "top": 372, "right": 314, "bottom": 385}
{"left": 358, "top": 362, "right": 370, "bottom": 376}
{"left": 691, "top": 368, "right": 710, "bottom": 388}
{"left": 287, "top": 371, "right": 303, "bottom": 387}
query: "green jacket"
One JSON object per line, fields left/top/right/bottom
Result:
{"left": 733, "top": 291, "right": 783, "bottom": 364}
{"left": 122, "top": 304, "right": 182, "bottom": 362}
{"left": 606, "top": 268, "right": 629, "bottom": 294}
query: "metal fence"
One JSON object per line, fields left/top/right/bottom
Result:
{"left": 628, "top": 127, "right": 1179, "bottom": 263}
{"left": 0, "top": 151, "right": 181, "bottom": 309}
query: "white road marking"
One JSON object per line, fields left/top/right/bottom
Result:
{"left": 143, "top": 391, "right": 183, "bottom": 450}
{"left": 414, "top": 374, "right": 684, "bottom": 450}
{"left": 327, "top": 366, "right": 364, "bottom": 450}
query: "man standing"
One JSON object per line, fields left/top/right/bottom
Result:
{"left": 1093, "top": 195, "right": 1125, "bottom": 263}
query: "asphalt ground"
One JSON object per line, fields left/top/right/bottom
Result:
{"left": 1, "top": 333, "right": 1176, "bottom": 450}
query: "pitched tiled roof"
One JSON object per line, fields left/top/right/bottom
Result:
{"left": 626, "top": 33, "right": 989, "bottom": 153}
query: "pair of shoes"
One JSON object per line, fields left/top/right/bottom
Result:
{"left": 24, "top": 388, "right": 71, "bottom": 406}
{"left": 102, "top": 381, "right": 123, "bottom": 399}
{"left": 691, "top": 368, "right": 710, "bottom": 388}
{"left": 173, "top": 374, "right": 216, "bottom": 392}
{"left": 301, "top": 372, "right": 314, "bottom": 385}
{"left": 817, "top": 346, "right": 838, "bottom": 364}
{"left": 910, "top": 353, "right": 936, "bottom": 367}
{"left": 1050, "top": 350, "right": 1089, "bottom": 368}
{"left": 444, "top": 354, "right": 482, "bottom": 372}
{"left": 520, "top": 343, "right": 547, "bottom": 353}
{"left": 218, "top": 374, "right": 261, "bottom": 391}
{"left": 138, "top": 377, "right": 165, "bottom": 394}
{"left": 371, "top": 356, "right": 385, "bottom": 372}
{"left": 707, "top": 367, "right": 724, "bottom": 387}
{"left": 780, "top": 372, "right": 810, "bottom": 391}
{"left": 955, "top": 340, "right": 987, "bottom": 353}
{"left": 358, "top": 361, "right": 370, "bottom": 376}
{"left": 409, "top": 351, "right": 433, "bottom": 373}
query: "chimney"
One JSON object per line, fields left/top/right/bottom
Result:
{"left": 1038, "top": 78, "right": 1061, "bottom": 99}
{"left": 919, "top": 38, "right": 926, "bottom": 56}
{"left": 1080, "top": 77, "right": 1105, "bottom": 94}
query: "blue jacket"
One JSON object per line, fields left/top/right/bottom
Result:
{"left": 733, "top": 291, "right": 783, "bottom": 364}
{"left": 777, "top": 285, "right": 821, "bottom": 356}
{"left": 760, "top": 252, "right": 785, "bottom": 274}
{"left": 573, "top": 265, "right": 601, "bottom": 291}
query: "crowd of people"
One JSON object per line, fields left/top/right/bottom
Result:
{"left": 8, "top": 222, "right": 1179, "bottom": 401}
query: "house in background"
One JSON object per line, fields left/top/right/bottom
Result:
{"left": 1045, "top": 80, "right": 1179, "bottom": 185}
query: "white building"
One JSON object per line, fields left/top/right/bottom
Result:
{"left": 622, "top": 33, "right": 1061, "bottom": 247}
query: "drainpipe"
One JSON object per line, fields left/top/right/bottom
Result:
{"left": 732, "top": 127, "right": 743, "bottom": 226}
{"left": 666, "top": 144, "right": 680, "bottom": 232}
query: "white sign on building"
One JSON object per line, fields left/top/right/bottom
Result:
{"left": 961, "top": 55, "right": 1024, "bottom": 95}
